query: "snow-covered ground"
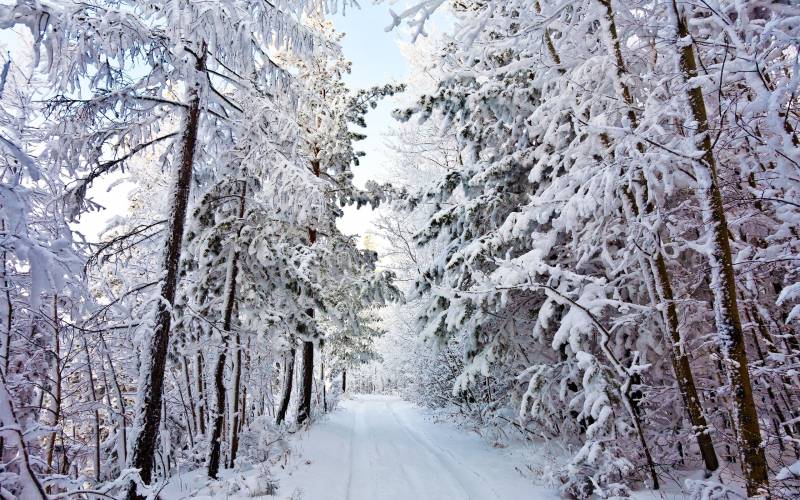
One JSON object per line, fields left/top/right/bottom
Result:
{"left": 164, "top": 394, "right": 560, "bottom": 499}
{"left": 275, "top": 395, "right": 558, "bottom": 500}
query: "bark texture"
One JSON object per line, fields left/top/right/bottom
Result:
{"left": 228, "top": 329, "right": 242, "bottom": 467}
{"left": 670, "top": 2, "right": 768, "bottom": 495}
{"left": 275, "top": 347, "right": 295, "bottom": 425}
{"left": 297, "top": 317, "right": 315, "bottom": 425}
{"left": 598, "top": 0, "right": 719, "bottom": 473}
{"left": 297, "top": 158, "right": 321, "bottom": 425}
{"left": 207, "top": 181, "right": 246, "bottom": 479}
{"left": 127, "top": 47, "right": 206, "bottom": 499}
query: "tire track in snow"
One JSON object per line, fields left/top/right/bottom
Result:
{"left": 343, "top": 399, "right": 357, "bottom": 500}
{"left": 379, "top": 401, "right": 441, "bottom": 500}
{"left": 364, "top": 402, "right": 387, "bottom": 499}
{"left": 384, "top": 401, "right": 490, "bottom": 500}
{"left": 398, "top": 408, "right": 504, "bottom": 496}
{"left": 273, "top": 396, "right": 555, "bottom": 500}
{"left": 346, "top": 398, "right": 388, "bottom": 500}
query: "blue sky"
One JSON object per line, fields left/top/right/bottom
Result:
{"left": 333, "top": 4, "right": 409, "bottom": 91}
{"left": 332, "top": 4, "right": 410, "bottom": 237}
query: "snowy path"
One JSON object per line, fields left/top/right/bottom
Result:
{"left": 275, "top": 395, "right": 557, "bottom": 500}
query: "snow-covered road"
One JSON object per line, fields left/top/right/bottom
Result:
{"left": 276, "top": 395, "right": 557, "bottom": 500}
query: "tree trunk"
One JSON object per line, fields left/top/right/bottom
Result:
{"left": 342, "top": 369, "right": 346, "bottom": 393}
{"left": 670, "top": 2, "right": 768, "bottom": 495}
{"left": 228, "top": 329, "right": 242, "bottom": 468}
{"left": 172, "top": 368, "right": 195, "bottom": 449}
{"left": 320, "top": 341, "right": 327, "bottom": 413}
{"left": 297, "top": 157, "right": 321, "bottom": 426}
{"left": 0, "top": 222, "right": 9, "bottom": 459}
{"left": 206, "top": 292, "right": 230, "bottom": 479}
{"left": 239, "top": 343, "right": 250, "bottom": 433}
{"left": 99, "top": 332, "right": 126, "bottom": 467}
{"left": 1, "top": 220, "right": 11, "bottom": 377}
{"left": 596, "top": 0, "right": 720, "bottom": 474}
{"left": 275, "top": 347, "right": 295, "bottom": 425}
{"left": 297, "top": 338, "right": 314, "bottom": 425}
{"left": 46, "top": 295, "right": 61, "bottom": 474}
{"left": 0, "top": 372, "right": 47, "bottom": 500}
{"left": 182, "top": 356, "right": 197, "bottom": 438}
{"left": 239, "top": 384, "right": 247, "bottom": 432}
{"left": 81, "top": 333, "right": 101, "bottom": 481}
{"left": 651, "top": 256, "right": 719, "bottom": 472}
{"left": 196, "top": 353, "right": 207, "bottom": 435}
{"left": 207, "top": 181, "right": 246, "bottom": 480}
{"left": 127, "top": 46, "right": 207, "bottom": 500}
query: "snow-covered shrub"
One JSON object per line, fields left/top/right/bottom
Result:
{"left": 233, "top": 416, "right": 290, "bottom": 468}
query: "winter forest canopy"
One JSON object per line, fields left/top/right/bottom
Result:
{"left": 0, "top": 0, "right": 798, "bottom": 499}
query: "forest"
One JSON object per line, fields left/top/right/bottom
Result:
{"left": 0, "top": 1, "right": 798, "bottom": 499}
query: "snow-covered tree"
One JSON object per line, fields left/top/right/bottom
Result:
{"left": 385, "top": 0, "right": 799, "bottom": 496}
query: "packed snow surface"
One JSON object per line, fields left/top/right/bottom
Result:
{"left": 276, "top": 395, "right": 557, "bottom": 500}
{"left": 166, "top": 394, "right": 559, "bottom": 499}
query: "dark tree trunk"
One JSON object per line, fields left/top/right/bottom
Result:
{"left": 595, "top": 0, "right": 720, "bottom": 475}
{"left": 652, "top": 255, "right": 719, "bottom": 473}
{"left": 239, "top": 384, "right": 247, "bottom": 432}
{"left": 228, "top": 329, "right": 242, "bottom": 468}
{"left": 297, "top": 157, "right": 321, "bottom": 426}
{"left": 81, "top": 334, "right": 101, "bottom": 481}
{"left": 206, "top": 344, "right": 227, "bottom": 479}
{"left": 297, "top": 337, "right": 314, "bottom": 425}
{"left": 0, "top": 222, "right": 9, "bottom": 459}
{"left": 182, "top": 357, "right": 197, "bottom": 437}
{"left": 127, "top": 47, "right": 206, "bottom": 500}
{"left": 342, "top": 370, "right": 346, "bottom": 393}
{"left": 670, "top": 2, "right": 768, "bottom": 495}
{"left": 196, "top": 353, "right": 207, "bottom": 435}
{"left": 0, "top": 227, "right": 8, "bottom": 460}
{"left": 320, "top": 341, "right": 327, "bottom": 413}
{"left": 46, "top": 296, "right": 61, "bottom": 475}
{"left": 275, "top": 348, "right": 295, "bottom": 425}
{"left": 99, "top": 332, "right": 126, "bottom": 466}
{"left": 207, "top": 181, "right": 246, "bottom": 480}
